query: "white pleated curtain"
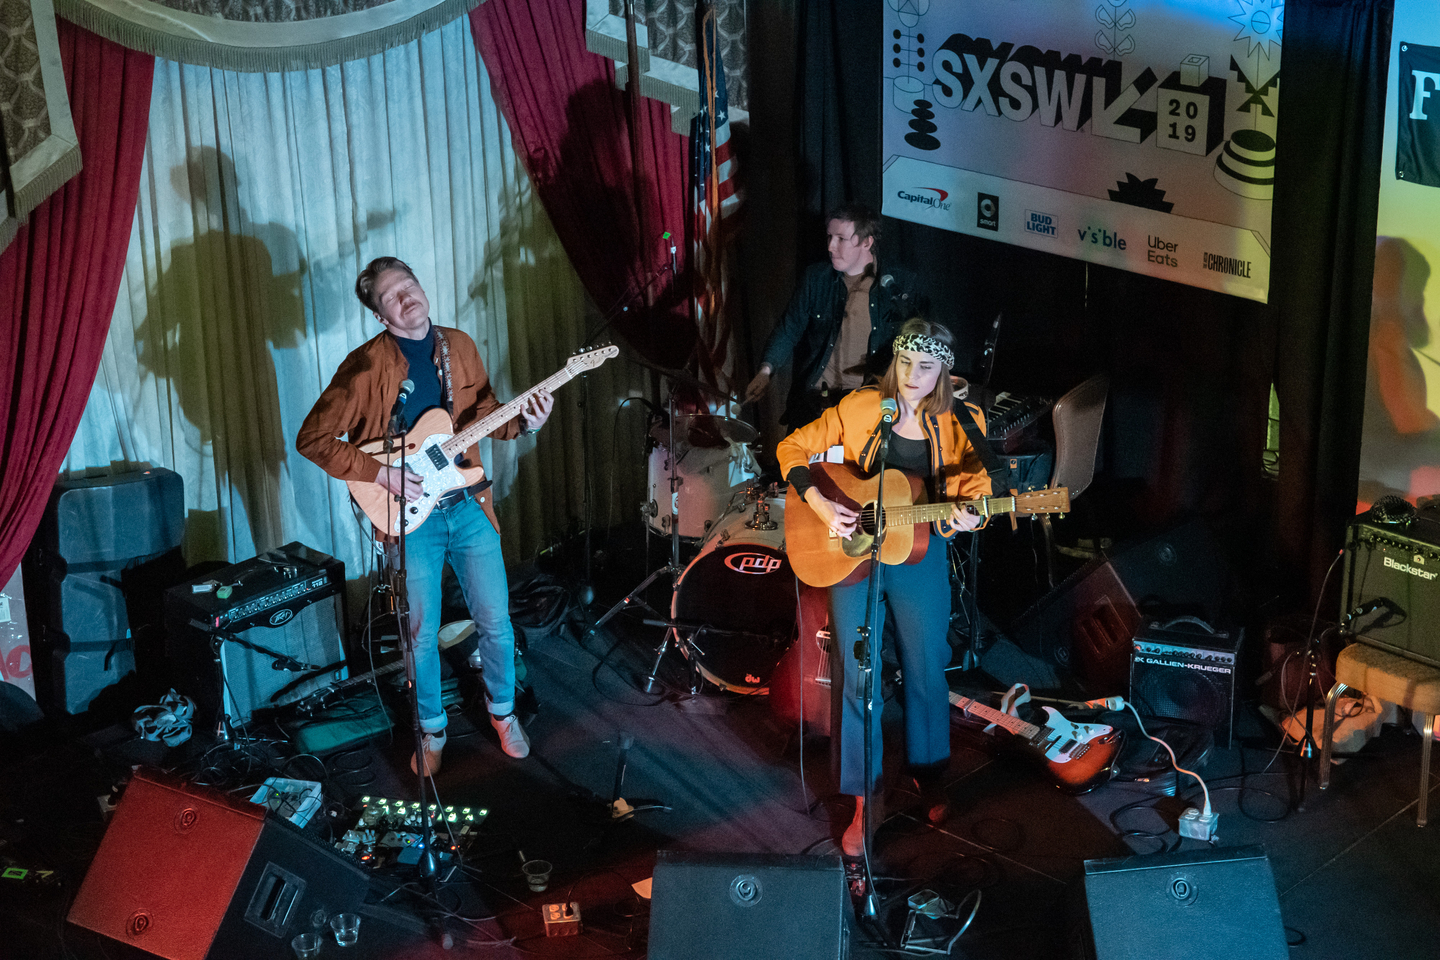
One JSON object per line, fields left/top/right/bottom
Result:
{"left": 64, "top": 16, "right": 647, "bottom": 582}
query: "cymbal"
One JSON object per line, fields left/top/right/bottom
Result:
{"left": 649, "top": 414, "right": 758, "bottom": 449}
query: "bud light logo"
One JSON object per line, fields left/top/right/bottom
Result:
{"left": 725, "top": 552, "right": 783, "bottom": 575}
{"left": 268, "top": 608, "right": 295, "bottom": 626}
{"left": 977, "top": 193, "right": 1000, "bottom": 231}
{"left": 1024, "top": 209, "right": 1057, "bottom": 238}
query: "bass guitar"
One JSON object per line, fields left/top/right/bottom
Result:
{"left": 948, "top": 691, "right": 1122, "bottom": 794}
{"left": 784, "top": 461, "right": 1071, "bottom": 587}
{"left": 348, "top": 345, "right": 618, "bottom": 536}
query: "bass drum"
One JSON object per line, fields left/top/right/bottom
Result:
{"left": 671, "top": 497, "right": 796, "bottom": 693}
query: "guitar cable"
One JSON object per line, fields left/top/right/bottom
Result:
{"left": 1115, "top": 697, "right": 1215, "bottom": 838}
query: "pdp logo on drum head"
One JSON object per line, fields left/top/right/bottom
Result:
{"left": 724, "top": 551, "right": 783, "bottom": 575}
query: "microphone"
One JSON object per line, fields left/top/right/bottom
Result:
{"left": 878, "top": 397, "right": 897, "bottom": 444}
{"left": 390, "top": 378, "right": 415, "bottom": 429}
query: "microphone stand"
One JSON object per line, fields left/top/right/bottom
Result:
{"left": 385, "top": 410, "right": 441, "bottom": 883}
{"left": 855, "top": 403, "right": 895, "bottom": 923}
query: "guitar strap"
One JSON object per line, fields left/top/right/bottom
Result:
{"left": 985, "top": 682, "right": 1031, "bottom": 734}
{"left": 956, "top": 405, "right": 1011, "bottom": 497}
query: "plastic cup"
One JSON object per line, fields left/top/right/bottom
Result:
{"left": 291, "top": 931, "right": 322, "bottom": 958}
{"left": 329, "top": 912, "right": 360, "bottom": 947}
{"left": 522, "top": 859, "right": 553, "bottom": 892}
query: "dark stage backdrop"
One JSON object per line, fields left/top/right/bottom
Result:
{"left": 764, "top": 0, "right": 1390, "bottom": 612}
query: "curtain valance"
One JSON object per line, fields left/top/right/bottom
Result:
{"left": 54, "top": 0, "right": 479, "bottom": 72}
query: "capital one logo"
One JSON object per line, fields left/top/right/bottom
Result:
{"left": 725, "top": 552, "right": 783, "bottom": 575}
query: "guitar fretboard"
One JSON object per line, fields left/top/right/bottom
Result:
{"left": 441, "top": 367, "right": 577, "bottom": 458}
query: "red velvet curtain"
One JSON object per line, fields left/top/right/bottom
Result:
{"left": 0, "top": 23, "right": 155, "bottom": 584}
{"left": 469, "top": 0, "right": 694, "bottom": 369}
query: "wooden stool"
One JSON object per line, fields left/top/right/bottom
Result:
{"left": 1319, "top": 642, "right": 1440, "bottom": 826}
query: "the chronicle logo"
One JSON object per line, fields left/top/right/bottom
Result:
{"left": 1024, "top": 209, "right": 1057, "bottom": 238}
{"left": 896, "top": 187, "right": 952, "bottom": 211}
{"left": 977, "top": 193, "right": 1000, "bottom": 231}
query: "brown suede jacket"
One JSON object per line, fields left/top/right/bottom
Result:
{"left": 296, "top": 325, "right": 522, "bottom": 531}
{"left": 776, "top": 386, "right": 991, "bottom": 538}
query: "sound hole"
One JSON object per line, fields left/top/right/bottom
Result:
{"left": 859, "top": 504, "right": 884, "bottom": 535}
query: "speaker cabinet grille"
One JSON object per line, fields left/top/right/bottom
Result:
{"left": 1129, "top": 619, "right": 1241, "bottom": 748}
{"left": 1078, "top": 845, "right": 1287, "bottom": 960}
{"left": 648, "top": 851, "right": 847, "bottom": 960}
{"left": 68, "top": 770, "right": 368, "bottom": 960}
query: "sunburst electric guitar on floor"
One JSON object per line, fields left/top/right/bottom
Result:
{"left": 949, "top": 692, "right": 1122, "bottom": 793}
{"left": 784, "top": 461, "right": 1071, "bottom": 587}
{"left": 348, "top": 345, "right": 618, "bottom": 537}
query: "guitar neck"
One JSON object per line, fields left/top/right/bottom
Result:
{"left": 949, "top": 691, "right": 1041, "bottom": 740}
{"left": 442, "top": 367, "right": 576, "bottom": 457}
{"left": 889, "top": 495, "right": 1017, "bottom": 527}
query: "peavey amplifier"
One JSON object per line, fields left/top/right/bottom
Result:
{"left": 165, "top": 543, "right": 347, "bottom": 724}
{"left": 1343, "top": 516, "right": 1440, "bottom": 668}
{"left": 1129, "top": 617, "right": 1242, "bottom": 748}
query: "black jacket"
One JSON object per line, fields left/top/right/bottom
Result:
{"left": 760, "top": 262, "right": 925, "bottom": 425}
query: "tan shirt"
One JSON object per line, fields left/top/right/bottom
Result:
{"left": 815, "top": 271, "right": 873, "bottom": 392}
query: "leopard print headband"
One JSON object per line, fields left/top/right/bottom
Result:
{"left": 893, "top": 333, "right": 954, "bottom": 369}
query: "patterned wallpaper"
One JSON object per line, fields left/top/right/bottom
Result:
{"left": 148, "top": 0, "right": 392, "bottom": 22}
{"left": 0, "top": 0, "right": 50, "bottom": 165}
{"left": 608, "top": 0, "right": 747, "bottom": 111}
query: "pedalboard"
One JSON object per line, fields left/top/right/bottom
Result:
{"left": 333, "top": 796, "right": 488, "bottom": 869}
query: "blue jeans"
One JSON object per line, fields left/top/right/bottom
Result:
{"left": 829, "top": 538, "right": 952, "bottom": 795}
{"left": 387, "top": 492, "right": 516, "bottom": 734}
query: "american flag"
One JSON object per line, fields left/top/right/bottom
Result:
{"left": 690, "top": 4, "right": 739, "bottom": 397}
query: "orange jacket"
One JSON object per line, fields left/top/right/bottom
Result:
{"left": 297, "top": 325, "right": 522, "bottom": 531}
{"left": 777, "top": 386, "right": 991, "bottom": 538}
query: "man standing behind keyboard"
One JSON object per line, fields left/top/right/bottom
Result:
{"left": 744, "top": 203, "right": 925, "bottom": 430}
{"left": 298, "top": 256, "right": 552, "bottom": 775}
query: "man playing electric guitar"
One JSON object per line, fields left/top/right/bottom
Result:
{"left": 776, "top": 319, "right": 992, "bottom": 876}
{"left": 297, "top": 257, "right": 552, "bottom": 774}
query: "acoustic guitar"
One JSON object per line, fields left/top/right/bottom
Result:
{"left": 348, "top": 345, "right": 617, "bottom": 537}
{"left": 783, "top": 461, "right": 1071, "bottom": 587}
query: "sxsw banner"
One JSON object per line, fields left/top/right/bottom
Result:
{"left": 881, "top": 0, "right": 1281, "bottom": 303}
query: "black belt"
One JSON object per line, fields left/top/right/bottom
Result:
{"left": 435, "top": 480, "right": 490, "bottom": 509}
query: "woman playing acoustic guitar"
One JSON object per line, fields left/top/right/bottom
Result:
{"left": 776, "top": 319, "right": 992, "bottom": 883}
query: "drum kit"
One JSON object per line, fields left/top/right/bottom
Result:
{"left": 592, "top": 399, "right": 801, "bottom": 697}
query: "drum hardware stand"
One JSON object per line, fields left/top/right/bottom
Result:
{"left": 588, "top": 391, "right": 692, "bottom": 694}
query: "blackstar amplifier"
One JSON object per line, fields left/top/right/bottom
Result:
{"left": 1129, "top": 617, "right": 1242, "bottom": 748}
{"left": 1343, "top": 516, "right": 1440, "bottom": 668}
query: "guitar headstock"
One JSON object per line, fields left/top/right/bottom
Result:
{"left": 1015, "top": 486, "right": 1071, "bottom": 515}
{"left": 565, "top": 344, "right": 620, "bottom": 373}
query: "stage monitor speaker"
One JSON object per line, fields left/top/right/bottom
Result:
{"left": 1075, "top": 845, "right": 1287, "bottom": 960}
{"left": 1129, "top": 617, "right": 1241, "bottom": 748}
{"left": 25, "top": 468, "right": 186, "bottom": 715}
{"left": 68, "top": 769, "right": 368, "bottom": 960}
{"left": 1009, "top": 557, "right": 1140, "bottom": 690}
{"left": 648, "top": 851, "right": 848, "bottom": 960}
{"left": 1342, "top": 516, "right": 1440, "bottom": 668}
{"left": 1106, "top": 519, "right": 1230, "bottom": 623}
{"left": 164, "top": 543, "right": 347, "bottom": 724}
